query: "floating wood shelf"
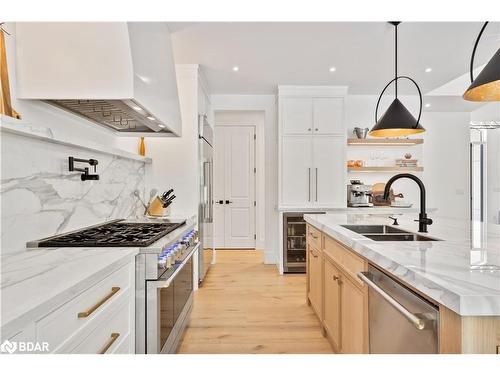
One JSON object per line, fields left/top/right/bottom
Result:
{"left": 348, "top": 166, "right": 424, "bottom": 173}
{"left": 347, "top": 138, "right": 424, "bottom": 146}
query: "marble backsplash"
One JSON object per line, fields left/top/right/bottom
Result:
{"left": 1, "top": 131, "right": 146, "bottom": 254}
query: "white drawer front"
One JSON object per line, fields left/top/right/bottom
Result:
{"left": 71, "top": 297, "right": 133, "bottom": 354}
{"left": 36, "top": 262, "right": 133, "bottom": 351}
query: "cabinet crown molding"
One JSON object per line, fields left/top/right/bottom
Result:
{"left": 278, "top": 85, "right": 348, "bottom": 97}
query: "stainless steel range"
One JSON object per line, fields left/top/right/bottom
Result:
{"left": 27, "top": 218, "right": 198, "bottom": 354}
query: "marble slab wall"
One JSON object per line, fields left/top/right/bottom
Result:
{"left": 1, "top": 131, "right": 146, "bottom": 254}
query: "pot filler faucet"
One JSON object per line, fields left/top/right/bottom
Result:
{"left": 383, "top": 173, "right": 433, "bottom": 233}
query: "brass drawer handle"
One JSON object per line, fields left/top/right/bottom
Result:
{"left": 98, "top": 333, "right": 120, "bottom": 354}
{"left": 309, "top": 232, "right": 318, "bottom": 239}
{"left": 78, "top": 287, "right": 120, "bottom": 318}
{"left": 333, "top": 275, "right": 342, "bottom": 285}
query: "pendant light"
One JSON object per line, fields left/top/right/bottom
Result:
{"left": 463, "top": 22, "right": 500, "bottom": 102}
{"left": 369, "top": 22, "right": 425, "bottom": 138}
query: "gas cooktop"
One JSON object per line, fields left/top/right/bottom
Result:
{"left": 32, "top": 219, "right": 186, "bottom": 247}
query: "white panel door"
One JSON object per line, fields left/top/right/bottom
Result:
{"left": 281, "top": 136, "right": 313, "bottom": 206}
{"left": 312, "top": 136, "right": 345, "bottom": 207}
{"left": 313, "top": 97, "right": 344, "bottom": 135}
{"left": 214, "top": 126, "right": 256, "bottom": 248}
{"left": 282, "top": 97, "right": 313, "bottom": 135}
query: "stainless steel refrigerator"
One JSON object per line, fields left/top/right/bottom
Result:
{"left": 198, "top": 115, "right": 214, "bottom": 283}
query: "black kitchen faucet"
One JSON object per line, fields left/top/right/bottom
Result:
{"left": 383, "top": 173, "right": 433, "bottom": 233}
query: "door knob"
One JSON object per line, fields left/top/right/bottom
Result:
{"left": 225, "top": 200, "right": 233, "bottom": 204}
{"left": 217, "top": 200, "right": 224, "bottom": 204}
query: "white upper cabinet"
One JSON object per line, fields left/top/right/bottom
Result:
{"left": 313, "top": 98, "right": 344, "bottom": 135}
{"left": 278, "top": 86, "right": 347, "bottom": 208}
{"left": 281, "top": 97, "right": 313, "bottom": 135}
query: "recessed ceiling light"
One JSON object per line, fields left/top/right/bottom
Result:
{"left": 232, "top": 66, "right": 239, "bottom": 72}
{"left": 425, "top": 103, "right": 431, "bottom": 108}
{"left": 329, "top": 66, "right": 336, "bottom": 72}
{"left": 147, "top": 116, "right": 156, "bottom": 121}
{"left": 158, "top": 124, "right": 166, "bottom": 129}
{"left": 424, "top": 68, "right": 432, "bottom": 73}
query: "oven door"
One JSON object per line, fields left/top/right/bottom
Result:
{"left": 145, "top": 244, "right": 197, "bottom": 354}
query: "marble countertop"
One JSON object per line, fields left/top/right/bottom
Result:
{"left": 304, "top": 213, "right": 500, "bottom": 316}
{"left": 0, "top": 246, "right": 139, "bottom": 339}
{"left": 0, "top": 214, "right": 196, "bottom": 339}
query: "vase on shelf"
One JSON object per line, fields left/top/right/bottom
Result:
{"left": 139, "top": 137, "right": 146, "bottom": 156}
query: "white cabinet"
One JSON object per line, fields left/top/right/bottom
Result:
{"left": 281, "top": 97, "right": 344, "bottom": 136}
{"left": 279, "top": 86, "right": 347, "bottom": 209}
{"left": 35, "top": 260, "right": 135, "bottom": 354}
{"left": 312, "top": 136, "right": 345, "bottom": 207}
{"left": 281, "top": 136, "right": 345, "bottom": 207}
{"left": 313, "top": 98, "right": 344, "bottom": 135}
{"left": 282, "top": 136, "right": 313, "bottom": 205}
{"left": 282, "top": 97, "right": 313, "bottom": 135}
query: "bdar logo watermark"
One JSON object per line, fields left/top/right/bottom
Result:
{"left": 0, "top": 340, "right": 49, "bottom": 354}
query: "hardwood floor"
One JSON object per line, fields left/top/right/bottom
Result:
{"left": 177, "top": 250, "right": 333, "bottom": 354}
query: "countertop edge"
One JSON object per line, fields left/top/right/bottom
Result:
{"left": 0, "top": 249, "right": 138, "bottom": 340}
{"left": 304, "top": 215, "right": 499, "bottom": 317}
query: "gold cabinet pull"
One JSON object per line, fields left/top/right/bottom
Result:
{"left": 98, "top": 333, "right": 120, "bottom": 354}
{"left": 78, "top": 287, "right": 120, "bottom": 318}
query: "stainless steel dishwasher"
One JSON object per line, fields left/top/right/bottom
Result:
{"left": 358, "top": 265, "right": 439, "bottom": 353}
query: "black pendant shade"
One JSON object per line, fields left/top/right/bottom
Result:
{"left": 369, "top": 98, "right": 425, "bottom": 137}
{"left": 463, "top": 47, "right": 500, "bottom": 101}
{"left": 369, "top": 22, "right": 425, "bottom": 138}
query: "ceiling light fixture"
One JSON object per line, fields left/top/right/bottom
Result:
{"left": 424, "top": 68, "right": 432, "bottom": 73}
{"left": 369, "top": 22, "right": 425, "bottom": 138}
{"left": 147, "top": 116, "right": 155, "bottom": 121}
{"left": 329, "top": 66, "right": 336, "bottom": 72}
{"left": 232, "top": 66, "right": 239, "bottom": 72}
{"left": 425, "top": 103, "right": 431, "bottom": 108}
{"left": 158, "top": 124, "right": 166, "bottom": 129}
{"left": 463, "top": 21, "right": 500, "bottom": 102}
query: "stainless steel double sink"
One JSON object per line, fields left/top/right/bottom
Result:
{"left": 340, "top": 225, "right": 440, "bottom": 241}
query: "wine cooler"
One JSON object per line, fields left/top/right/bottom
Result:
{"left": 283, "top": 212, "right": 324, "bottom": 273}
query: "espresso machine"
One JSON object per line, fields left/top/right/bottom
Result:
{"left": 347, "top": 180, "right": 373, "bottom": 207}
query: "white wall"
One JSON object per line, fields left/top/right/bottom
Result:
{"left": 116, "top": 65, "right": 201, "bottom": 217}
{"left": 211, "top": 95, "right": 278, "bottom": 264}
{"left": 423, "top": 112, "right": 471, "bottom": 219}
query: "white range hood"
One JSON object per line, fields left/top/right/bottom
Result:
{"left": 15, "top": 22, "right": 182, "bottom": 136}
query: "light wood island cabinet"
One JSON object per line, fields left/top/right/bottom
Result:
{"left": 306, "top": 223, "right": 368, "bottom": 353}
{"left": 306, "top": 223, "right": 500, "bottom": 354}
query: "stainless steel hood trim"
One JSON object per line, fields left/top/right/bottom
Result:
{"left": 46, "top": 99, "right": 173, "bottom": 134}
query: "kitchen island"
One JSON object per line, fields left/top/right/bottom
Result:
{"left": 304, "top": 213, "right": 500, "bottom": 354}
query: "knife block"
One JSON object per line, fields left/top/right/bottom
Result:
{"left": 147, "top": 197, "right": 164, "bottom": 216}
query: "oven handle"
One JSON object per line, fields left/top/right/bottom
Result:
{"left": 357, "top": 271, "right": 427, "bottom": 330}
{"left": 150, "top": 243, "right": 199, "bottom": 289}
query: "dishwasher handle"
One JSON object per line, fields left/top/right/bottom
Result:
{"left": 358, "top": 271, "right": 428, "bottom": 330}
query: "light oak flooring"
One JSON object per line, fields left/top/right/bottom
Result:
{"left": 177, "top": 250, "right": 333, "bottom": 354}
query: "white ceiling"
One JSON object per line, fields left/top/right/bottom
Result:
{"left": 168, "top": 22, "right": 499, "bottom": 111}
